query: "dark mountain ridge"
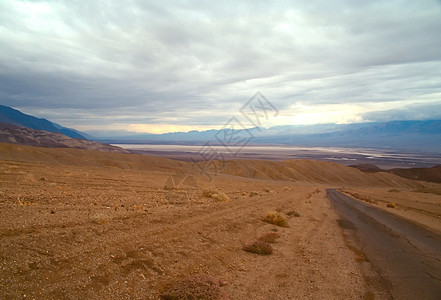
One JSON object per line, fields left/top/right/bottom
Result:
{"left": 0, "top": 105, "right": 87, "bottom": 139}
{"left": 0, "top": 122, "right": 129, "bottom": 153}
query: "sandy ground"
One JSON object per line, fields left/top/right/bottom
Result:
{"left": 340, "top": 187, "right": 441, "bottom": 235}
{"left": 0, "top": 144, "right": 439, "bottom": 299}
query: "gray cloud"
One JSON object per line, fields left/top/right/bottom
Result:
{"left": 0, "top": 0, "right": 440, "bottom": 132}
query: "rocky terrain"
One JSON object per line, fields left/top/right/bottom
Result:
{"left": 0, "top": 143, "right": 440, "bottom": 299}
{"left": 0, "top": 123, "right": 129, "bottom": 153}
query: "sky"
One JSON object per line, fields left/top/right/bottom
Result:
{"left": 1, "top": 0, "right": 441, "bottom": 134}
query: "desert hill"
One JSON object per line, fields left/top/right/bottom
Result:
{"left": 0, "top": 142, "right": 438, "bottom": 300}
{"left": 0, "top": 142, "right": 424, "bottom": 188}
{"left": 205, "top": 159, "right": 423, "bottom": 188}
{"left": 350, "top": 163, "right": 441, "bottom": 184}
{"left": 0, "top": 122, "right": 129, "bottom": 153}
{"left": 0, "top": 142, "right": 186, "bottom": 173}
{"left": 388, "top": 165, "right": 441, "bottom": 184}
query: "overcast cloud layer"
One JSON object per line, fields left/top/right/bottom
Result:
{"left": 1, "top": 0, "right": 441, "bottom": 133}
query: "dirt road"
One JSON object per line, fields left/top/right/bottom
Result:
{"left": 327, "top": 189, "right": 441, "bottom": 299}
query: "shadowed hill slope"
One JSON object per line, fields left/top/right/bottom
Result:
{"left": 0, "top": 143, "right": 426, "bottom": 188}
{"left": 0, "top": 143, "right": 187, "bottom": 173}
{"left": 203, "top": 159, "right": 424, "bottom": 188}
{"left": 350, "top": 163, "right": 441, "bottom": 184}
{"left": 0, "top": 122, "right": 128, "bottom": 153}
{"left": 388, "top": 165, "right": 441, "bottom": 184}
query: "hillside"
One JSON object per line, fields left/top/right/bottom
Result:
{"left": 0, "top": 105, "right": 86, "bottom": 139}
{"left": 203, "top": 159, "right": 423, "bottom": 188}
{"left": 0, "top": 142, "right": 424, "bottom": 188}
{"left": 388, "top": 165, "right": 441, "bottom": 183}
{"left": 350, "top": 163, "right": 441, "bottom": 184}
{"left": 0, "top": 142, "right": 438, "bottom": 300}
{"left": 0, "top": 123, "right": 129, "bottom": 153}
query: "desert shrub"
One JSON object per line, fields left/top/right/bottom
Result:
{"left": 90, "top": 213, "right": 111, "bottom": 224}
{"left": 202, "top": 187, "right": 230, "bottom": 202}
{"left": 249, "top": 191, "right": 259, "bottom": 197}
{"left": 287, "top": 210, "right": 300, "bottom": 217}
{"left": 264, "top": 211, "right": 289, "bottom": 227}
{"left": 388, "top": 189, "right": 400, "bottom": 193}
{"left": 264, "top": 187, "right": 271, "bottom": 193}
{"left": 258, "top": 232, "right": 281, "bottom": 243}
{"left": 243, "top": 240, "right": 273, "bottom": 255}
{"left": 386, "top": 203, "right": 396, "bottom": 208}
{"left": 160, "top": 274, "right": 227, "bottom": 300}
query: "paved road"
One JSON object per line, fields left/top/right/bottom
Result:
{"left": 327, "top": 189, "right": 441, "bottom": 299}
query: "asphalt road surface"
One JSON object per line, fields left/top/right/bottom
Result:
{"left": 327, "top": 189, "right": 441, "bottom": 299}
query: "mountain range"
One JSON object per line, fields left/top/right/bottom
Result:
{"left": 0, "top": 122, "right": 129, "bottom": 153}
{"left": 1, "top": 104, "right": 440, "bottom": 152}
{"left": 94, "top": 120, "right": 441, "bottom": 152}
{"left": 0, "top": 105, "right": 87, "bottom": 139}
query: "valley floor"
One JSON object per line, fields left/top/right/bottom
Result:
{"left": 0, "top": 144, "right": 440, "bottom": 299}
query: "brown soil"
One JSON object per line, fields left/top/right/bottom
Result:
{"left": 340, "top": 187, "right": 441, "bottom": 235}
{"left": 0, "top": 143, "right": 439, "bottom": 299}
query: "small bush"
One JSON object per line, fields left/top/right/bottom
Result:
{"left": 287, "top": 210, "right": 300, "bottom": 217}
{"left": 249, "top": 191, "right": 259, "bottom": 197}
{"left": 258, "top": 232, "right": 281, "bottom": 243}
{"left": 202, "top": 187, "right": 230, "bottom": 202}
{"left": 90, "top": 213, "right": 111, "bottom": 224}
{"left": 386, "top": 203, "right": 396, "bottom": 208}
{"left": 160, "top": 274, "right": 227, "bottom": 300}
{"left": 264, "top": 187, "right": 271, "bottom": 193}
{"left": 264, "top": 211, "right": 289, "bottom": 227}
{"left": 243, "top": 240, "right": 273, "bottom": 255}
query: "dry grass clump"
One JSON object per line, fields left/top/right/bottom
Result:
{"left": 264, "top": 211, "right": 289, "bottom": 227}
{"left": 287, "top": 210, "right": 300, "bottom": 217}
{"left": 249, "top": 191, "right": 259, "bottom": 197}
{"left": 386, "top": 202, "right": 396, "bottom": 208}
{"left": 90, "top": 213, "right": 111, "bottom": 224}
{"left": 258, "top": 232, "right": 281, "bottom": 243}
{"left": 243, "top": 240, "right": 273, "bottom": 255}
{"left": 202, "top": 187, "right": 231, "bottom": 202}
{"left": 264, "top": 187, "right": 271, "bottom": 193}
{"left": 160, "top": 274, "right": 227, "bottom": 300}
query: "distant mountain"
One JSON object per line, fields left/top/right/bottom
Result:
{"left": 0, "top": 105, "right": 87, "bottom": 139}
{"left": 0, "top": 122, "right": 129, "bottom": 153}
{"left": 254, "top": 120, "right": 441, "bottom": 151}
{"left": 93, "top": 120, "right": 441, "bottom": 152}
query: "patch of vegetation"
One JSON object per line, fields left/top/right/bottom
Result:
{"left": 202, "top": 187, "right": 231, "bottom": 202}
{"left": 287, "top": 210, "right": 300, "bottom": 217}
{"left": 386, "top": 202, "right": 396, "bottom": 208}
{"left": 160, "top": 274, "right": 227, "bottom": 300}
{"left": 388, "top": 189, "right": 400, "bottom": 193}
{"left": 90, "top": 213, "right": 111, "bottom": 224}
{"left": 243, "top": 240, "right": 273, "bottom": 255}
{"left": 264, "top": 187, "right": 271, "bottom": 193}
{"left": 264, "top": 211, "right": 289, "bottom": 227}
{"left": 258, "top": 232, "right": 281, "bottom": 243}
{"left": 249, "top": 191, "right": 259, "bottom": 197}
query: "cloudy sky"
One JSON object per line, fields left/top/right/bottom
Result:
{"left": 1, "top": 0, "right": 441, "bottom": 134}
